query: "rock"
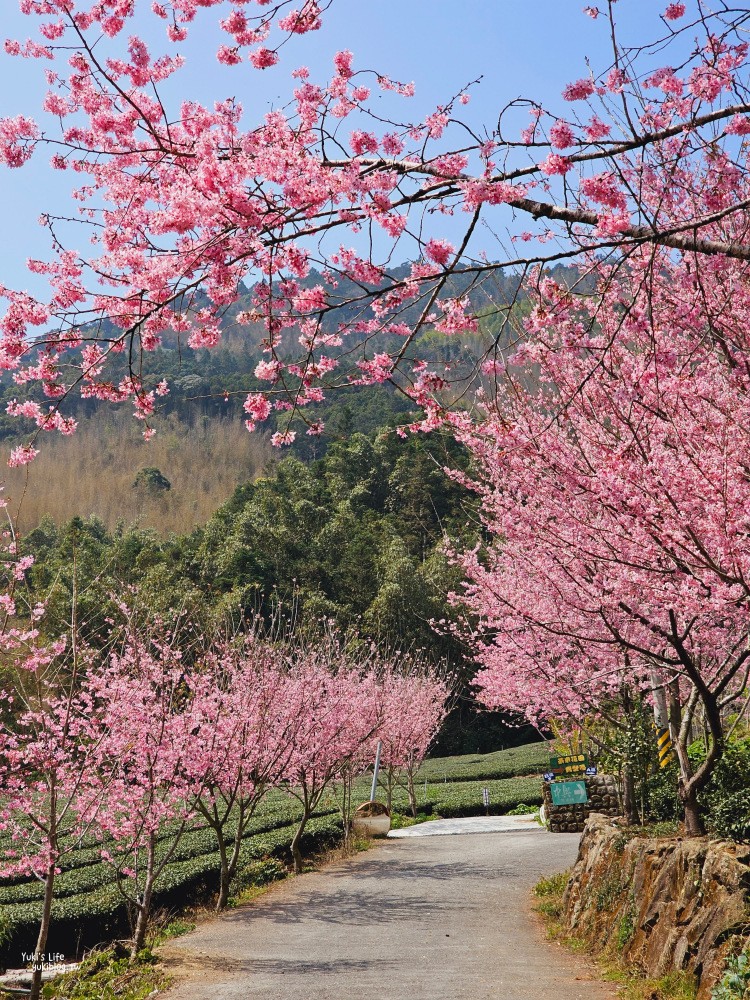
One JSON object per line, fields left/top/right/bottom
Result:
{"left": 561, "top": 815, "right": 750, "bottom": 999}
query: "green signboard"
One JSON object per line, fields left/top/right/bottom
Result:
{"left": 550, "top": 780, "right": 589, "bottom": 806}
{"left": 549, "top": 753, "right": 589, "bottom": 777}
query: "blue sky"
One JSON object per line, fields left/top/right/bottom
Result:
{"left": 0, "top": 1, "right": 664, "bottom": 299}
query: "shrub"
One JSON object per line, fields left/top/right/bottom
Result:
{"left": 645, "top": 767, "right": 682, "bottom": 823}
{"left": 230, "top": 857, "right": 287, "bottom": 896}
{"left": 506, "top": 802, "right": 538, "bottom": 815}
{"left": 703, "top": 738, "right": 750, "bottom": 843}
{"left": 615, "top": 906, "right": 636, "bottom": 951}
{"left": 711, "top": 948, "right": 750, "bottom": 1000}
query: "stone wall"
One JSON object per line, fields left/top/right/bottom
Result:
{"left": 562, "top": 814, "right": 750, "bottom": 999}
{"left": 542, "top": 774, "right": 621, "bottom": 833}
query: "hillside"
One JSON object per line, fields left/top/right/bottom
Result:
{"left": 0, "top": 262, "right": 584, "bottom": 533}
{"left": 4, "top": 411, "right": 274, "bottom": 536}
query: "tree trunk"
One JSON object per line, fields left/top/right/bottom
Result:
{"left": 219, "top": 804, "right": 247, "bottom": 911}
{"left": 29, "top": 860, "right": 56, "bottom": 1000}
{"left": 198, "top": 794, "right": 247, "bottom": 912}
{"left": 673, "top": 686, "right": 724, "bottom": 837}
{"left": 406, "top": 768, "right": 417, "bottom": 818}
{"left": 385, "top": 769, "right": 393, "bottom": 813}
{"left": 290, "top": 811, "right": 309, "bottom": 874}
{"left": 679, "top": 779, "right": 705, "bottom": 837}
{"left": 342, "top": 777, "right": 352, "bottom": 843}
{"left": 130, "top": 832, "right": 156, "bottom": 959}
{"left": 621, "top": 762, "right": 638, "bottom": 826}
{"left": 215, "top": 831, "right": 231, "bottom": 912}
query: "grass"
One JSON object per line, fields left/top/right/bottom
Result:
{"left": 534, "top": 871, "right": 570, "bottom": 898}
{"left": 601, "top": 964, "right": 697, "bottom": 1000}
{"left": 41, "top": 948, "right": 170, "bottom": 1000}
{"left": 533, "top": 870, "right": 570, "bottom": 920}
{"left": 150, "top": 918, "right": 196, "bottom": 946}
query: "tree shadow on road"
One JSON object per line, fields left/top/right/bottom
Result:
{"left": 161, "top": 954, "right": 391, "bottom": 976}
{"left": 331, "top": 859, "right": 520, "bottom": 882}
{"left": 220, "top": 887, "right": 457, "bottom": 926}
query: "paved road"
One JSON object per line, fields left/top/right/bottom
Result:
{"left": 161, "top": 825, "right": 615, "bottom": 1000}
{"left": 387, "top": 814, "right": 541, "bottom": 837}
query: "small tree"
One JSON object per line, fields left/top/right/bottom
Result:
{"left": 132, "top": 467, "right": 171, "bottom": 497}
{"left": 188, "top": 634, "right": 301, "bottom": 909}
{"left": 0, "top": 637, "right": 104, "bottom": 1000}
{"left": 87, "top": 624, "right": 198, "bottom": 957}
{"left": 281, "top": 636, "right": 381, "bottom": 873}
{"left": 375, "top": 660, "right": 449, "bottom": 816}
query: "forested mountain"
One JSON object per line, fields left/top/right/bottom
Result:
{"left": 0, "top": 260, "right": 579, "bottom": 452}
{"left": 1, "top": 261, "right": 586, "bottom": 530}
{"left": 0, "top": 262, "right": 570, "bottom": 752}
{"left": 18, "top": 428, "right": 536, "bottom": 753}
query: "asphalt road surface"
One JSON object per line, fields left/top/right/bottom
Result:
{"left": 161, "top": 824, "right": 616, "bottom": 1000}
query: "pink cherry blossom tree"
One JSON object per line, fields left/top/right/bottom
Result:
{"left": 0, "top": 629, "right": 105, "bottom": 1000}
{"left": 86, "top": 623, "right": 200, "bottom": 957}
{"left": 188, "top": 634, "right": 302, "bottom": 910}
{"left": 280, "top": 634, "right": 382, "bottom": 872}
{"left": 1, "top": 5, "right": 750, "bottom": 451}
{"left": 374, "top": 660, "right": 449, "bottom": 815}
{"left": 456, "top": 244, "right": 750, "bottom": 836}
{"left": 0, "top": 487, "right": 90, "bottom": 1000}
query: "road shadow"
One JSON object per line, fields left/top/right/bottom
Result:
{"left": 161, "top": 954, "right": 390, "bottom": 976}
{"left": 219, "top": 887, "right": 457, "bottom": 927}
{"left": 331, "top": 859, "right": 520, "bottom": 882}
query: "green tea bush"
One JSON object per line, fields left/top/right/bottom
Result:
{"left": 403, "top": 776, "right": 542, "bottom": 818}
{"left": 230, "top": 857, "right": 287, "bottom": 896}
{"left": 0, "top": 813, "right": 344, "bottom": 965}
{"left": 415, "top": 743, "right": 547, "bottom": 784}
{"left": 0, "top": 909, "right": 13, "bottom": 951}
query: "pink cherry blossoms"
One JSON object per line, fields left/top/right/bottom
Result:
{"left": 456, "top": 240, "right": 750, "bottom": 835}
{"left": 0, "top": 4, "right": 747, "bottom": 454}
{"left": 0, "top": 608, "right": 450, "bottom": 964}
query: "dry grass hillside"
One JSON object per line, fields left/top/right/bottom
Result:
{"left": 3, "top": 413, "right": 274, "bottom": 536}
